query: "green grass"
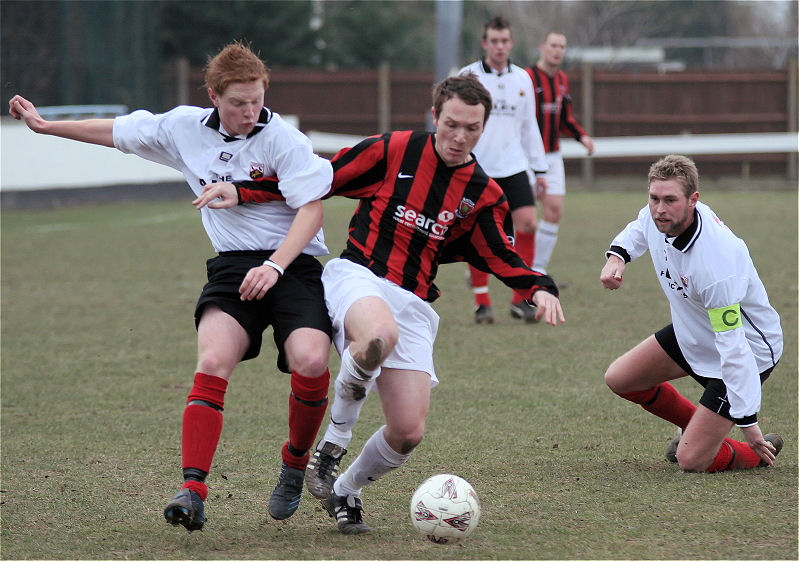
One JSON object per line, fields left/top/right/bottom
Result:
{"left": 1, "top": 190, "right": 796, "bottom": 560}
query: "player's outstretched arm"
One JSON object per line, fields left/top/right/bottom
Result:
{"left": 530, "top": 290, "right": 565, "bottom": 326}
{"left": 9, "top": 95, "right": 114, "bottom": 148}
{"left": 600, "top": 255, "right": 626, "bottom": 290}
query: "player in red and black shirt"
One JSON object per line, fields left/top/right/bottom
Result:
{"left": 526, "top": 32, "right": 595, "bottom": 276}
{"left": 232, "top": 129, "right": 558, "bottom": 303}
{"left": 194, "top": 74, "right": 565, "bottom": 535}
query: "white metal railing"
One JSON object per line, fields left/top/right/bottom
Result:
{"left": 35, "top": 105, "right": 129, "bottom": 119}
{"left": 2, "top": 116, "right": 796, "bottom": 192}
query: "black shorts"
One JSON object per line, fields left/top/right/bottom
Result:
{"left": 195, "top": 251, "right": 332, "bottom": 373}
{"left": 495, "top": 172, "right": 535, "bottom": 211}
{"left": 654, "top": 324, "right": 774, "bottom": 422}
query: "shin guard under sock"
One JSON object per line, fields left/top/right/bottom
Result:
{"left": 706, "top": 437, "right": 762, "bottom": 472}
{"left": 283, "top": 369, "right": 330, "bottom": 470}
{"left": 181, "top": 372, "right": 228, "bottom": 500}
{"left": 323, "top": 347, "right": 379, "bottom": 449}
{"left": 334, "top": 426, "right": 412, "bottom": 497}
{"left": 619, "top": 382, "right": 696, "bottom": 429}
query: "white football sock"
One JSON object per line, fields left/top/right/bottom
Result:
{"left": 322, "top": 346, "right": 379, "bottom": 449}
{"left": 334, "top": 425, "right": 411, "bottom": 497}
{"left": 533, "top": 220, "right": 559, "bottom": 274}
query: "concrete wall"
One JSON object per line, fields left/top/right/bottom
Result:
{"left": 1, "top": 118, "right": 183, "bottom": 191}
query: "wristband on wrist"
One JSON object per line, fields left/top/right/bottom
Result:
{"left": 262, "top": 260, "right": 284, "bottom": 276}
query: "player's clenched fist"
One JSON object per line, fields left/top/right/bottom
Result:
{"left": 600, "top": 255, "right": 625, "bottom": 290}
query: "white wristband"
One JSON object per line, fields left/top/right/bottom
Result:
{"left": 262, "top": 259, "right": 284, "bottom": 276}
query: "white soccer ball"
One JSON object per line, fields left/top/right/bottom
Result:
{"left": 409, "top": 473, "right": 481, "bottom": 544}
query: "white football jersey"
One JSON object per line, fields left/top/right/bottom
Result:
{"left": 113, "top": 105, "right": 332, "bottom": 255}
{"left": 607, "top": 201, "right": 783, "bottom": 420}
{"left": 459, "top": 60, "right": 547, "bottom": 178}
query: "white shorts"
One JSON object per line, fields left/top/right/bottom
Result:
{"left": 544, "top": 152, "right": 566, "bottom": 196}
{"left": 322, "top": 258, "right": 440, "bottom": 386}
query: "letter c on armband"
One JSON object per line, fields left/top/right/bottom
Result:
{"left": 708, "top": 303, "right": 742, "bottom": 332}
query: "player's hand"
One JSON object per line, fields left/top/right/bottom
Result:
{"left": 600, "top": 255, "right": 625, "bottom": 290}
{"left": 535, "top": 176, "right": 547, "bottom": 200}
{"left": 741, "top": 424, "right": 777, "bottom": 467}
{"left": 239, "top": 264, "right": 280, "bottom": 301}
{"left": 193, "top": 182, "right": 238, "bottom": 210}
{"left": 9, "top": 95, "right": 47, "bottom": 133}
{"left": 530, "top": 290, "right": 565, "bottom": 326}
{"left": 581, "top": 135, "right": 595, "bottom": 156}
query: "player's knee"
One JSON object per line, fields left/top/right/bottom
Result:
{"left": 196, "top": 351, "right": 234, "bottom": 379}
{"left": 513, "top": 217, "right": 537, "bottom": 234}
{"left": 394, "top": 431, "right": 423, "bottom": 455}
{"left": 389, "top": 421, "right": 425, "bottom": 454}
{"left": 604, "top": 361, "right": 628, "bottom": 394}
{"left": 290, "top": 351, "right": 329, "bottom": 378}
{"left": 356, "top": 329, "right": 397, "bottom": 370}
{"left": 375, "top": 324, "right": 398, "bottom": 351}
{"left": 542, "top": 208, "right": 562, "bottom": 224}
{"left": 676, "top": 447, "right": 709, "bottom": 473}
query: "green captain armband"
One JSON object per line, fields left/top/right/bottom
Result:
{"left": 708, "top": 304, "right": 742, "bottom": 332}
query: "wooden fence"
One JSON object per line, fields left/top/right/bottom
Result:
{"left": 165, "top": 62, "right": 798, "bottom": 181}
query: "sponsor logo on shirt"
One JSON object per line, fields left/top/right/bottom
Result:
{"left": 199, "top": 173, "right": 233, "bottom": 187}
{"left": 393, "top": 204, "right": 454, "bottom": 240}
{"left": 660, "top": 268, "right": 688, "bottom": 298}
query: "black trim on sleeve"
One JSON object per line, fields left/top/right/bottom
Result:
{"left": 607, "top": 245, "right": 631, "bottom": 263}
{"left": 734, "top": 413, "right": 758, "bottom": 427}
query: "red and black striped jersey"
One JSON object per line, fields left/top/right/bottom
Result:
{"left": 526, "top": 65, "right": 587, "bottom": 153}
{"left": 235, "top": 130, "right": 558, "bottom": 303}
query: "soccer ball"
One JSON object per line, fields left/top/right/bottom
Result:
{"left": 409, "top": 473, "right": 481, "bottom": 544}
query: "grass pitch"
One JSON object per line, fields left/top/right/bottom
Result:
{"left": 1, "top": 190, "right": 797, "bottom": 560}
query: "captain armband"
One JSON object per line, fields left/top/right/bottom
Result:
{"left": 708, "top": 303, "right": 742, "bottom": 332}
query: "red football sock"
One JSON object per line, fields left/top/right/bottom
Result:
{"left": 469, "top": 266, "right": 491, "bottom": 306}
{"left": 515, "top": 231, "right": 535, "bottom": 266}
{"left": 282, "top": 370, "right": 330, "bottom": 470}
{"left": 619, "top": 382, "right": 696, "bottom": 430}
{"left": 512, "top": 231, "right": 536, "bottom": 304}
{"left": 181, "top": 372, "right": 228, "bottom": 501}
{"left": 706, "top": 438, "right": 762, "bottom": 472}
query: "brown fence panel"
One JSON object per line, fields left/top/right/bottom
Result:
{"left": 173, "top": 65, "right": 796, "bottom": 180}
{"left": 566, "top": 69, "right": 793, "bottom": 178}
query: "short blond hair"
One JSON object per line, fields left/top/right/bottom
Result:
{"left": 648, "top": 154, "right": 699, "bottom": 197}
{"left": 204, "top": 40, "right": 269, "bottom": 96}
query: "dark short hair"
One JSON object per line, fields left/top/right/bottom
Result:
{"left": 483, "top": 15, "right": 511, "bottom": 40}
{"left": 648, "top": 155, "right": 699, "bottom": 196}
{"left": 432, "top": 73, "right": 492, "bottom": 125}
